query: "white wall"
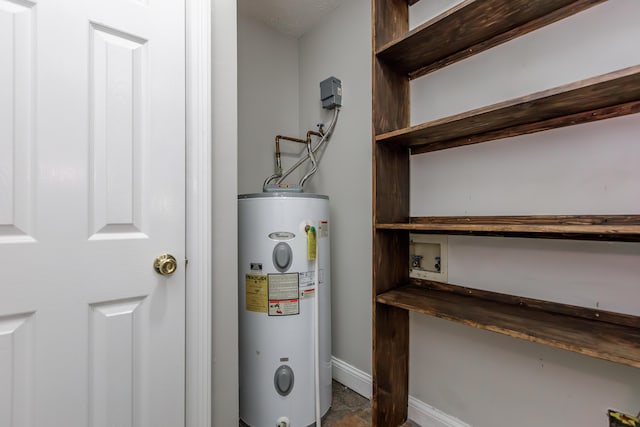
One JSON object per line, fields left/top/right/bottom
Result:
{"left": 298, "top": 0, "right": 373, "bottom": 373}
{"left": 237, "top": 15, "right": 300, "bottom": 194}
{"left": 238, "top": 0, "right": 373, "bottom": 375}
{"left": 407, "top": 1, "right": 640, "bottom": 426}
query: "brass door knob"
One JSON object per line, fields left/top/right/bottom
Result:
{"left": 154, "top": 254, "right": 177, "bottom": 276}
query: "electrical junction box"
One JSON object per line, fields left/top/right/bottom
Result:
{"left": 320, "top": 76, "right": 342, "bottom": 109}
{"left": 410, "top": 234, "right": 448, "bottom": 283}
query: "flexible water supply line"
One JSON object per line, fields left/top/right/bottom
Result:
{"left": 276, "top": 107, "right": 340, "bottom": 185}
{"left": 264, "top": 135, "right": 307, "bottom": 188}
{"left": 300, "top": 138, "right": 319, "bottom": 188}
{"left": 298, "top": 129, "right": 322, "bottom": 188}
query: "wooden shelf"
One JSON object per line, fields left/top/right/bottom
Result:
{"left": 376, "top": 215, "right": 640, "bottom": 242}
{"left": 376, "top": 0, "right": 604, "bottom": 79}
{"left": 375, "top": 65, "right": 640, "bottom": 154}
{"left": 376, "top": 282, "right": 640, "bottom": 368}
{"left": 371, "top": 0, "right": 638, "bottom": 424}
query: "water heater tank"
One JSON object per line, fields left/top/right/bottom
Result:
{"left": 238, "top": 193, "right": 332, "bottom": 427}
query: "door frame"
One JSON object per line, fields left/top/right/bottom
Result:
{"left": 186, "top": 0, "right": 238, "bottom": 426}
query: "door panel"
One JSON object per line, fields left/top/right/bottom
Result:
{"left": 89, "top": 297, "right": 145, "bottom": 427}
{"left": 0, "top": 312, "right": 34, "bottom": 427}
{"left": 89, "top": 23, "right": 147, "bottom": 238}
{"left": 0, "top": 0, "right": 34, "bottom": 243}
{"left": 0, "top": 0, "right": 185, "bottom": 425}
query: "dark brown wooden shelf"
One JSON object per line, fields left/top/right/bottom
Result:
{"left": 377, "top": 0, "right": 605, "bottom": 79}
{"left": 376, "top": 215, "right": 640, "bottom": 242}
{"left": 376, "top": 282, "right": 640, "bottom": 368}
{"left": 375, "top": 65, "right": 640, "bottom": 154}
{"left": 372, "top": 0, "right": 639, "bottom": 424}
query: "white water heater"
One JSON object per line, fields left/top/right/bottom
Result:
{"left": 238, "top": 193, "right": 332, "bottom": 427}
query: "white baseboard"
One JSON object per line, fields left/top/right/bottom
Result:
{"left": 331, "top": 356, "right": 471, "bottom": 427}
{"left": 407, "top": 396, "right": 471, "bottom": 427}
{"left": 331, "top": 356, "right": 372, "bottom": 399}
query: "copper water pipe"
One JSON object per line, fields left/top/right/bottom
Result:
{"left": 276, "top": 135, "right": 307, "bottom": 145}
{"left": 266, "top": 129, "right": 325, "bottom": 187}
{"left": 274, "top": 134, "right": 318, "bottom": 169}
{"left": 274, "top": 135, "right": 309, "bottom": 178}
{"left": 274, "top": 132, "right": 322, "bottom": 159}
{"left": 306, "top": 130, "right": 323, "bottom": 139}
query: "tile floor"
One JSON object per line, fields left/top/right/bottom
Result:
{"left": 323, "top": 381, "right": 418, "bottom": 427}
{"left": 240, "top": 380, "right": 419, "bottom": 426}
{"left": 322, "top": 380, "right": 371, "bottom": 426}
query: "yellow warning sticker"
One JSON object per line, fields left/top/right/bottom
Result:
{"left": 245, "top": 274, "right": 267, "bottom": 313}
{"left": 307, "top": 227, "right": 316, "bottom": 261}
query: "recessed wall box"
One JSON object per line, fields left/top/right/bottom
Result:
{"left": 409, "top": 234, "right": 448, "bottom": 283}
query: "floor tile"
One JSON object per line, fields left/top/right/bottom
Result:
{"left": 240, "top": 380, "right": 419, "bottom": 426}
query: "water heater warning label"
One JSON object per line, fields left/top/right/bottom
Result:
{"left": 268, "top": 299, "right": 299, "bottom": 316}
{"left": 299, "top": 270, "right": 325, "bottom": 287}
{"left": 268, "top": 273, "right": 299, "bottom": 316}
{"left": 319, "top": 220, "right": 329, "bottom": 238}
{"left": 300, "top": 288, "right": 315, "bottom": 299}
{"left": 245, "top": 274, "right": 268, "bottom": 313}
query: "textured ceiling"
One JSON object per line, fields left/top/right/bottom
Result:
{"left": 238, "top": 0, "right": 345, "bottom": 37}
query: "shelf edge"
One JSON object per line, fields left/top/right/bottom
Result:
{"left": 373, "top": 65, "right": 640, "bottom": 153}
{"left": 377, "top": 0, "right": 606, "bottom": 78}
{"left": 376, "top": 215, "right": 640, "bottom": 242}
{"left": 376, "top": 284, "right": 640, "bottom": 369}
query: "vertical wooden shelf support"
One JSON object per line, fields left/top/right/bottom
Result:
{"left": 372, "top": 0, "right": 411, "bottom": 425}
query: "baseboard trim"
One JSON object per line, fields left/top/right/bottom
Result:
{"left": 331, "top": 356, "right": 372, "bottom": 399}
{"left": 407, "top": 396, "right": 471, "bottom": 427}
{"left": 331, "top": 356, "right": 471, "bottom": 427}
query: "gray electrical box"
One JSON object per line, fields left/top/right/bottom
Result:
{"left": 320, "top": 76, "right": 342, "bottom": 109}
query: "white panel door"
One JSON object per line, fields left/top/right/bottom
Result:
{"left": 0, "top": 0, "right": 185, "bottom": 425}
